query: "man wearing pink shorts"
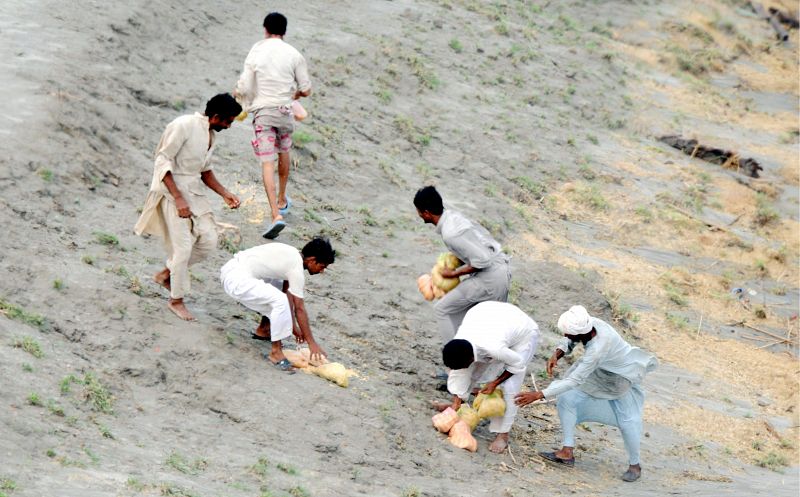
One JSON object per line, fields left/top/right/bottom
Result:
{"left": 235, "top": 12, "right": 311, "bottom": 239}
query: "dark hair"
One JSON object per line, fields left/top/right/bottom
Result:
{"left": 302, "top": 236, "right": 336, "bottom": 265}
{"left": 413, "top": 185, "right": 443, "bottom": 215}
{"left": 204, "top": 93, "right": 242, "bottom": 119}
{"left": 442, "top": 339, "right": 474, "bottom": 370}
{"left": 263, "top": 12, "right": 287, "bottom": 35}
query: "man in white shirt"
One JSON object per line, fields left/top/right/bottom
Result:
{"left": 414, "top": 186, "right": 512, "bottom": 343}
{"left": 234, "top": 12, "right": 312, "bottom": 239}
{"left": 220, "top": 237, "right": 334, "bottom": 370}
{"left": 134, "top": 93, "right": 242, "bottom": 321}
{"left": 438, "top": 301, "right": 539, "bottom": 453}
{"left": 515, "top": 305, "right": 658, "bottom": 482}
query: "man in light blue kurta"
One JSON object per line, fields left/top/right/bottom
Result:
{"left": 515, "top": 305, "right": 657, "bottom": 482}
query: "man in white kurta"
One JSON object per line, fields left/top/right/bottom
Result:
{"left": 220, "top": 238, "right": 335, "bottom": 369}
{"left": 441, "top": 301, "right": 539, "bottom": 453}
{"left": 515, "top": 305, "right": 658, "bottom": 482}
{"left": 234, "top": 12, "right": 312, "bottom": 239}
{"left": 134, "top": 94, "right": 242, "bottom": 321}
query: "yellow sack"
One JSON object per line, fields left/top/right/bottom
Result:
{"left": 431, "top": 264, "right": 460, "bottom": 292}
{"left": 457, "top": 405, "right": 480, "bottom": 431}
{"left": 311, "top": 362, "right": 352, "bottom": 388}
{"left": 437, "top": 252, "right": 462, "bottom": 270}
{"left": 474, "top": 389, "right": 506, "bottom": 419}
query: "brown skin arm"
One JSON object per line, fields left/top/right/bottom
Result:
{"left": 514, "top": 390, "right": 545, "bottom": 406}
{"left": 283, "top": 281, "right": 304, "bottom": 343}
{"left": 547, "top": 348, "right": 565, "bottom": 376}
{"left": 200, "top": 170, "right": 240, "bottom": 209}
{"left": 450, "top": 395, "right": 463, "bottom": 411}
{"left": 293, "top": 88, "right": 311, "bottom": 100}
{"left": 288, "top": 292, "right": 327, "bottom": 361}
{"left": 439, "top": 264, "right": 478, "bottom": 279}
{"left": 480, "top": 370, "right": 514, "bottom": 394}
{"left": 162, "top": 171, "right": 193, "bottom": 218}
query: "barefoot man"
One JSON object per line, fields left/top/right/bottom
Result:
{"left": 220, "top": 237, "right": 334, "bottom": 370}
{"left": 437, "top": 301, "right": 539, "bottom": 453}
{"left": 134, "top": 93, "right": 242, "bottom": 321}
{"left": 515, "top": 305, "right": 658, "bottom": 482}
{"left": 234, "top": 12, "right": 312, "bottom": 239}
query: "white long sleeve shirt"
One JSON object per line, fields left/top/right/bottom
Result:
{"left": 447, "top": 302, "right": 539, "bottom": 400}
{"left": 542, "top": 318, "right": 658, "bottom": 400}
{"left": 235, "top": 38, "right": 311, "bottom": 112}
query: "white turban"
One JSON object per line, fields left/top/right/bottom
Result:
{"left": 557, "top": 305, "right": 593, "bottom": 335}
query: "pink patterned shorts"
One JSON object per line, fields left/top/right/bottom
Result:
{"left": 251, "top": 122, "right": 292, "bottom": 161}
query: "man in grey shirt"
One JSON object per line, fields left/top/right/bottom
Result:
{"left": 414, "top": 186, "right": 512, "bottom": 343}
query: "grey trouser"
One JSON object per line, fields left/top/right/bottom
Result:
{"left": 435, "top": 261, "right": 512, "bottom": 342}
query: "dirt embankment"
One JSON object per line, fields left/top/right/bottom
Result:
{"left": 0, "top": 0, "right": 798, "bottom": 496}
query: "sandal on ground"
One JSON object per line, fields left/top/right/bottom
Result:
{"left": 278, "top": 195, "right": 292, "bottom": 216}
{"left": 262, "top": 220, "right": 286, "bottom": 239}
{"left": 250, "top": 333, "right": 271, "bottom": 341}
{"left": 539, "top": 451, "right": 575, "bottom": 467}
{"left": 621, "top": 467, "right": 641, "bottom": 482}
{"left": 271, "top": 358, "right": 295, "bottom": 372}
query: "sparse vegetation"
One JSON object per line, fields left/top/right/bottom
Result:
{"left": 277, "top": 462, "right": 298, "bottom": 475}
{"left": 0, "top": 299, "right": 46, "bottom": 330}
{"left": 38, "top": 168, "right": 54, "bottom": 181}
{"left": 250, "top": 457, "right": 270, "bottom": 478}
{"left": 13, "top": 336, "right": 44, "bottom": 358}
{"left": 754, "top": 193, "right": 779, "bottom": 226}
{"left": 82, "top": 372, "right": 114, "bottom": 414}
{"left": 93, "top": 231, "right": 119, "bottom": 246}
{"left": 574, "top": 183, "right": 609, "bottom": 211}
{"left": 288, "top": 487, "right": 311, "bottom": 497}
{"left": 292, "top": 130, "right": 316, "bottom": 148}
{"left": 449, "top": 38, "right": 463, "bottom": 53}
{"left": 755, "top": 452, "right": 788, "bottom": 472}
{"left": 27, "top": 392, "right": 43, "bottom": 406}
{"left": 165, "top": 451, "right": 208, "bottom": 475}
{"left": 60, "top": 374, "right": 79, "bottom": 394}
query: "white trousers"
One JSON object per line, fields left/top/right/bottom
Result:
{"left": 468, "top": 327, "right": 539, "bottom": 433}
{"left": 160, "top": 201, "right": 217, "bottom": 300}
{"left": 220, "top": 259, "right": 292, "bottom": 342}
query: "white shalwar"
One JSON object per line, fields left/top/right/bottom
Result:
{"left": 447, "top": 301, "right": 539, "bottom": 433}
{"left": 134, "top": 113, "right": 219, "bottom": 300}
{"left": 542, "top": 317, "right": 658, "bottom": 465}
{"left": 219, "top": 243, "right": 306, "bottom": 342}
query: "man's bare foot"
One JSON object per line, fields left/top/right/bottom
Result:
{"left": 431, "top": 401, "right": 452, "bottom": 412}
{"left": 168, "top": 299, "right": 195, "bottom": 321}
{"left": 268, "top": 341, "right": 287, "bottom": 364}
{"left": 489, "top": 433, "right": 509, "bottom": 453}
{"left": 153, "top": 269, "right": 171, "bottom": 291}
{"left": 253, "top": 316, "right": 271, "bottom": 339}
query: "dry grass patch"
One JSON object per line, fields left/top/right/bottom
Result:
{"left": 645, "top": 402, "right": 798, "bottom": 471}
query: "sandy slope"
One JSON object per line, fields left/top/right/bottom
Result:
{"left": 0, "top": 0, "right": 798, "bottom": 496}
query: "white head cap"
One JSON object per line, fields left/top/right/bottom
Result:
{"left": 557, "top": 305, "right": 593, "bottom": 335}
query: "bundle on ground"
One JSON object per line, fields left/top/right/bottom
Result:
{"left": 474, "top": 389, "right": 506, "bottom": 419}
{"left": 432, "top": 407, "right": 459, "bottom": 433}
{"left": 448, "top": 420, "right": 478, "bottom": 452}
{"left": 457, "top": 404, "right": 480, "bottom": 431}
{"left": 311, "top": 362, "right": 353, "bottom": 387}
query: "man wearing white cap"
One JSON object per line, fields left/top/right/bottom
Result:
{"left": 515, "top": 305, "right": 657, "bottom": 482}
